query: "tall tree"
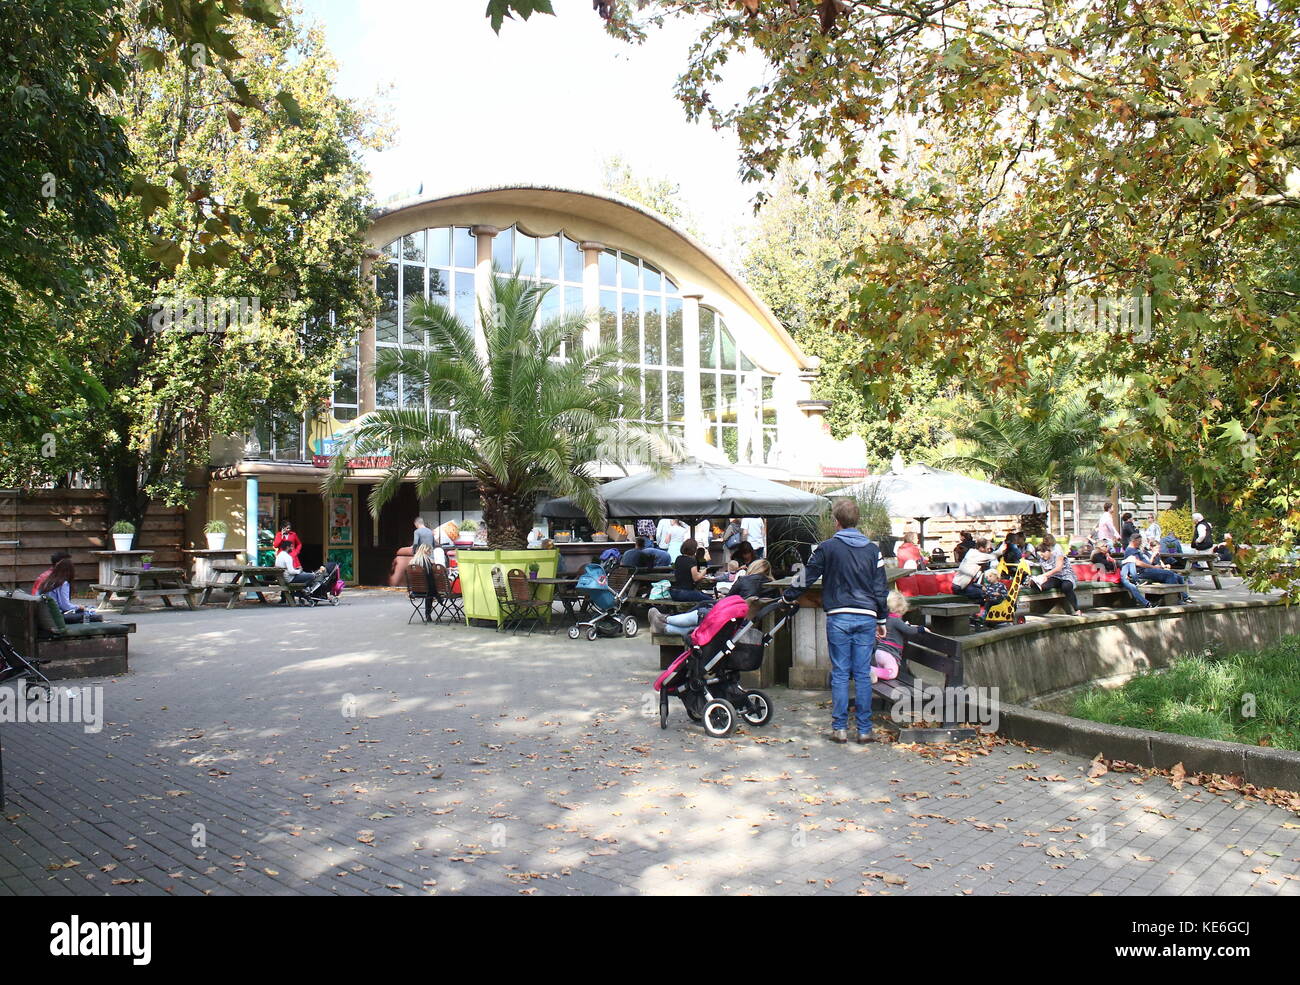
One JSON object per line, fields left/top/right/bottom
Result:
{"left": 594, "top": 0, "right": 1300, "bottom": 589}
{"left": 1, "top": 8, "right": 382, "bottom": 530}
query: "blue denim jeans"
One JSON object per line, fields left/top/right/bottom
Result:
{"left": 826, "top": 612, "right": 878, "bottom": 733}
{"left": 1119, "top": 571, "right": 1150, "bottom": 605}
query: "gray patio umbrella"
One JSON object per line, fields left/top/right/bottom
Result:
{"left": 539, "top": 461, "right": 826, "bottom": 524}
{"left": 828, "top": 455, "right": 1047, "bottom": 546}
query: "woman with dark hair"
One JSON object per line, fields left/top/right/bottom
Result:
{"left": 670, "top": 537, "right": 711, "bottom": 603}
{"left": 41, "top": 557, "right": 102, "bottom": 623}
{"left": 731, "top": 540, "right": 757, "bottom": 569}
{"left": 273, "top": 520, "right": 302, "bottom": 568}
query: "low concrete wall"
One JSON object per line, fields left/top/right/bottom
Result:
{"left": 960, "top": 598, "right": 1300, "bottom": 704}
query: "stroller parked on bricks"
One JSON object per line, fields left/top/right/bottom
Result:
{"left": 653, "top": 594, "right": 794, "bottom": 738}
{"left": 568, "top": 550, "right": 638, "bottom": 641}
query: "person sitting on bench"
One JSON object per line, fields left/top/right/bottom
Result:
{"left": 1123, "top": 534, "right": 1191, "bottom": 604}
{"left": 669, "top": 538, "right": 711, "bottom": 603}
{"left": 649, "top": 560, "right": 771, "bottom": 640}
{"left": 1032, "top": 534, "right": 1080, "bottom": 614}
{"left": 620, "top": 536, "right": 670, "bottom": 570}
{"left": 950, "top": 538, "right": 995, "bottom": 602}
{"left": 41, "top": 557, "right": 102, "bottom": 623}
{"left": 274, "top": 544, "right": 315, "bottom": 603}
{"left": 875, "top": 589, "right": 922, "bottom": 682}
{"left": 32, "top": 551, "right": 71, "bottom": 594}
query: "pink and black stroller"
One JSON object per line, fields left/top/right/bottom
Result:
{"left": 653, "top": 594, "right": 795, "bottom": 738}
{"left": 295, "top": 561, "right": 344, "bottom": 606}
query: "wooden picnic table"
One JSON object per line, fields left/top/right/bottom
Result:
{"left": 1158, "top": 551, "right": 1224, "bottom": 588}
{"left": 92, "top": 566, "right": 197, "bottom": 615}
{"left": 203, "top": 563, "right": 297, "bottom": 608}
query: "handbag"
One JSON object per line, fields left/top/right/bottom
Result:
{"left": 648, "top": 579, "right": 671, "bottom": 600}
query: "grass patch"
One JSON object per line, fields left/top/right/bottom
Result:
{"left": 1071, "top": 636, "right": 1300, "bottom": 751}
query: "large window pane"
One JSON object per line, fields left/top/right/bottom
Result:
{"left": 621, "top": 292, "right": 638, "bottom": 352}
{"left": 721, "top": 374, "right": 737, "bottom": 422}
{"left": 515, "top": 231, "right": 537, "bottom": 278}
{"left": 563, "top": 236, "right": 583, "bottom": 283}
{"left": 700, "top": 373, "right": 717, "bottom": 418}
{"left": 376, "top": 264, "right": 398, "bottom": 345}
{"left": 644, "top": 369, "right": 663, "bottom": 422}
{"left": 599, "top": 248, "right": 617, "bottom": 287}
{"left": 376, "top": 373, "right": 398, "bottom": 409}
{"left": 429, "top": 227, "right": 450, "bottom": 267}
{"left": 643, "top": 293, "right": 662, "bottom": 365}
{"left": 453, "top": 226, "right": 476, "bottom": 269}
{"left": 600, "top": 290, "right": 617, "bottom": 348}
{"left": 539, "top": 235, "right": 560, "bottom": 281}
{"left": 619, "top": 253, "right": 639, "bottom": 290}
{"left": 455, "top": 270, "right": 476, "bottom": 324}
{"left": 643, "top": 263, "right": 662, "bottom": 293}
{"left": 721, "top": 425, "right": 738, "bottom": 462}
{"left": 699, "top": 308, "right": 716, "bottom": 368}
{"left": 493, "top": 226, "right": 514, "bottom": 269}
{"left": 430, "top": 267, "right": 451, "bottom": 306}
{"left": 402, "top": 374, "right": 424, "bottom": 409}
{"left": 762, "top": 377, "right": 776, "bottom": 424}
{"left": 666, "top": 298, "right": 683, "bottom": 366}
{"left": 333, "top": 348, "right": 358, "bottom": 407}
{"left": 666, "top": 370, "right": 684, "bottom": 422}
{"left": 402, "top": 264, "right": 424, "bottom": 346}
{"left": 720, "top": 324, "right": 738, "bottom": 370}
{"left": 401, "top": 231, "right": 425, "bottom": 264}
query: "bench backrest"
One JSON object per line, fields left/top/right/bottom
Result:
{"left": 900, "top": 628, "right": 964, "bottom": 684}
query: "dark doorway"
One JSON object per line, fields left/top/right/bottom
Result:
{"left": 279, "top": 493, "right": 325, "bottom": 570}
{"left": 358, "top": 483, "right": 419, "bottom": 585}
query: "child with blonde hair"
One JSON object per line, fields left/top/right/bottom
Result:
{"left": 875, "top": 589, "right": 923, "bottom": 681}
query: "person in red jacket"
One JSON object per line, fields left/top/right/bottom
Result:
{"left": 32, "top": 551, "right": 71, "bottom": 594}
{"left": 273, "top": 521, "right": 302, "bottom": 568}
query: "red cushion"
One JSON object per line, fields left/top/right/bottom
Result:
{"left": 1102, "top": 569, "right": 1121, "bottom": 583}
{"left": 1074, "top": 564, "right": 1097, "bottom": 582}
{"left": 915, "top": 573, "right": 939, "bottom": 595}
{"left": 898, "top": 576, "right": 921, "bottom": 597}
{"left": 935, "top": 572, "right": 954, "bottom": 593}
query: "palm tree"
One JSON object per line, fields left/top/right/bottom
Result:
{"left": 326, "top": 270, "right": 672, "bottom": 548}
{"left": 935, "top": 356, "right": 1139, "bottom": 532}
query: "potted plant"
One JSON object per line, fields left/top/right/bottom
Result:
{"left": 111, "top": 521, "right": 135, "bottom": 551}
{"left": 140, "top": 554, "right": 153, "bottom": 570}
{"left": 324, "top": 271, "right": 672, "bottom": 626}
{"left": 204, "top": 519, "right": 228, "bottom": 551}
{"left": 456, "top": 519, "right": 477, "bottom": 547}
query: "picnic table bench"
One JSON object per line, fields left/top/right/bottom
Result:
{"left": 202, "top": 563, "right": 297, "bottom": 608}
{"left": 92, "top": 566, "right": 198, "bottom": 614}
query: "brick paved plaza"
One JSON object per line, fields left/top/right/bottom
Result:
{"left": 2, "top": 590, "right": 1298, "bottom": 896}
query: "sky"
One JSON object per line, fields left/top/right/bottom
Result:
{"left": 300, "top": 0, "right": 769, "bottom": 249}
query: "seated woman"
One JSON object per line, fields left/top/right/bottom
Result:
{"left": 895, "top": 531, "right": 925, "bottom": 569}
{"left": 730, "top": 540, "right": 757, "bottom": 570}
{"left": 649, "top": 560, "right": 772, "bottom": 640}
{"left": 950, "top": 538, "right": 995, "bottom": 601}
{"left": 669, "top": 538, "right": 712, "bottom": 604}
{"left": 1032, "top": 534, "right": 1080, "bottom": 614}
{"left": 40, "top": 557, "right": 102, "bottom": 623}
{"left": 1089, "top": 540, "right": 1119, "bottom": 573}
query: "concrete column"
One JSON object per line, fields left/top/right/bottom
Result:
{"left": 579, "top": 241, "right": 605, "bottom": 351}
{"left": 244, "top": 477, "right": 259, "bottom": 565}
{"left": 358, "top": 250, "right": 380, "bottom": 414}
{"left": 681, "top": 292, "right": 705, "bottom": 459}
{"left": 472, "top": 225, "right": 499, "bottom": 360}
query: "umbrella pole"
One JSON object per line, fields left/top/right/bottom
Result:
{"left": 916, "top": 516, "right": 929, "bottom": 550}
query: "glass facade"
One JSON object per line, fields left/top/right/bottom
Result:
{"left": 361, "top": 225, "right": 779, "bottom": 465}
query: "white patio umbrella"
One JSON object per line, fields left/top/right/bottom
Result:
{"left": 828, "top": 454, "right": 1048, "bottom": 546}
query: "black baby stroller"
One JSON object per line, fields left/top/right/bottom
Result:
{"left": 653, "top": 594, "right": 795, "bottom": 738}
{"left": 0, "top": 629, "right": 52, "bottom": 702}
{"left": 293, "top": 562, "right": 343, "bottom": 606}
{"left": 568, "top": 551, "right": 638, "bottom": 641}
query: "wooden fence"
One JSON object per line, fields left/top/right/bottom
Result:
{"left": 0, "top": 489, "right": 184, "bottom": 592}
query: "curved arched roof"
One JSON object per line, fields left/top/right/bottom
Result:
{"left": 368, "top": 184, "right": 812, "bottom": 369}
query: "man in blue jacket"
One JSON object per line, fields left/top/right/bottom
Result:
{"left": 786, "top": 498, "right": 890, "bottom": 744}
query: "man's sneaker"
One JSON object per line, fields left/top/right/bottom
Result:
{"left": 856, "top": 731, "right": 876, "bottom": 744}
{"left": 647, "top": 607, "right": 668, "bottom": 635}
{"left": 830, "top": 729, "right": 848, "bottom": 744}
{"left": 1180, "top": 595, "right": 1193, "bottom": 604}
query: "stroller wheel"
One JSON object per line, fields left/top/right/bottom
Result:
{"left": 621, "top": 615, "right": 639, "bottom": 638}
{"left": 25, "top": 681, "right": 51, "bottom": 703}
{"left": 567, "top": 625, "right": 582, "bottom": 640}
{"left": 702, "top": 698, "right": 737, "bottom": 738}
{"left": 659, "top": 690, "right": 669, "bottom": 730}
{"left": 586, "top": 627, "right": 599, "bottom": 642}
{"left": 740, "top": 689, "right": 774, "bottom": 727}
{"left": 329, "top": 595, "right": 340, "bottom": 606}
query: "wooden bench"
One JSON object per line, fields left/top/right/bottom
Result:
{"left": 0, "top": 592, "right": 134, "bottom": 679}
{"left": 871, "top": 629, "right": 979, "bottom": 743}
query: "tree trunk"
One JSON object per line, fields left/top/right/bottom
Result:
{"left": 479, "top": 484, "right": 536, "bottom": 550}
{"left": 97, "top": 408, "right": 149, "bottom": 535}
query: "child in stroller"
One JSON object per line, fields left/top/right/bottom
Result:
{"left": 653, "top": 593, "right": 795, "bottom": 738}
{"left": 568, "top": 549, "right": 638, "bottom": 641}
{"left": 292, "top": 561, "right": 344, "bottom": 606}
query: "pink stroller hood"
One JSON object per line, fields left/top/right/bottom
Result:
{"left": 653, "top": 651, "right": 688, "bottom": 692}
{"left": 690, "top": 594, "right": 750, "bottom": 645}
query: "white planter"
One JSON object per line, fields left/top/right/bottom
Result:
{"left": 205, "top": 532, "right": 227, "bottom": 550}
{"left": 112, "top": 534, "right": 134, "bottom": 551}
